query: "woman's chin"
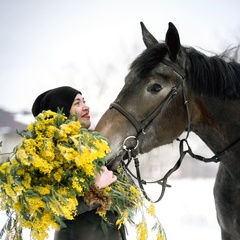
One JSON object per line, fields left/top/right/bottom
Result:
{"left": 80, "top": 120, "right": 91, "bottom": 129}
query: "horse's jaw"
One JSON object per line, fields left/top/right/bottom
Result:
{"left": 105, "top": 148, "right": 125, "bottom": 171}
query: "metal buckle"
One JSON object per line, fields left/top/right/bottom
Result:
{"left": 122, "top": 136, "right": 139, "bottom": 151}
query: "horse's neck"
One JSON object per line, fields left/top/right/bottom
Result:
{"left": 190, "top": 96, "right": 240, "bottom": 153}
{"left": 190, "top": 95, "right": 240, "bottom": 184}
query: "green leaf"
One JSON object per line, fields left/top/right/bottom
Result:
{"left": 24, "top": 189, "right": 40, "bottom": 198}
{"left": 42, "top": 195, "right": 50, "bottom": 202}
{"left": 6, "top": 215, "right": 12, "bottom": 232}
{"left": 55, "top": 216, "right": 67, "bottom": 229}
{"left": 101, "top": 220, "right": 109, "bottom": 236}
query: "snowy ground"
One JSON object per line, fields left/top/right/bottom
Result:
{"left": 145, "top": 178, "right": 221, "bottom": 240}
{"left": 0, "top": 178, "right": 221, "bottom": 240}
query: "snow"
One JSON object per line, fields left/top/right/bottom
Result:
{"left": 0, "top": 178, "right": 221, "bottom": 240}
{"left": 149, "top": 178, "right": 221, "bottom": 240}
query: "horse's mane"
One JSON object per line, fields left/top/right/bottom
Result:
{"left": 131, "top": 43, "right": 240, "bottom": 100}
{"left": 186, "top": 46, "right": 240, "bottom": 100}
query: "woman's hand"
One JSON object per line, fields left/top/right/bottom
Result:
{"left": 94, "top": 166, "right": 117, "bottom": 189}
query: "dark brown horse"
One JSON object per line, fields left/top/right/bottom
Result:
{"left": 95, "top": 22, "right": 240, "bottom": 239}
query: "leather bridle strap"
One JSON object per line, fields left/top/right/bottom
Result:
{"left": 112, "top": 57, "right": 240, "bottom": 203}
{"left": 110, "top": 59, "right": 185, "bottom": 137}
{"left": 110, "top": 102, "right": 143, "bottom": 134}
{"left": 121, "top": 138, "right": 187, "bottom": 203}
{"left": 110, "top": 83, "right": 180, "bottom": 137}
{"left": 162, "top": 59, "right": 186, "bottom": 79}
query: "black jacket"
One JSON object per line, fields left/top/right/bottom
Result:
{"left": 54, "top": 198, "right": 126, "bottom": 240}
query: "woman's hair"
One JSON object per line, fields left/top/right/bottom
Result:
{"left": 32, "top": 86, "right": 81, "bottom": 117}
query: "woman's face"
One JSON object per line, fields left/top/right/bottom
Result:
{"left": 69, "top": 93, "right": 91, "bottom": 129}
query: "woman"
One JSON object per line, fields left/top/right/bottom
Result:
{"left": 32, "top": 86, "right": 126, "bottom": 240}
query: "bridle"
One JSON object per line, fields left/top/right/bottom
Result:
{"left": 109, "top": 58, "right": 190, "bottom": 202}
{"left": 109, "top": 58, "right": 240, "bottom": 203}
{"left": 110, "top": 59, "right": 185, "bottom": 137}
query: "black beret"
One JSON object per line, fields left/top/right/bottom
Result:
{"left": 32, "top": 86, "right": 81, "bottom": 117}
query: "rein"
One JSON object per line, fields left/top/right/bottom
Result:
{"left": 109, "top": 58, "right": 240, "bottom": 203}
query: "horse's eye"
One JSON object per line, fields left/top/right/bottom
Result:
{"left": 147, "top": 84, "right": 162, "bottom": 94}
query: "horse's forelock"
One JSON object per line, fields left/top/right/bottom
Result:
{"left": 130, "top": 44, "right": 168, "bottom": 78}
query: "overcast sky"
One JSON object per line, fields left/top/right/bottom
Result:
{"left": 1, "top": 0, "right": 240, "bottom": 124}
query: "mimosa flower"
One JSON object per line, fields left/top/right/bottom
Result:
{"left": 0, "top": 110, "right": 166, "bottom": 240}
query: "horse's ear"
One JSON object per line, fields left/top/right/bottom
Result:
{"left": 140, "top": 22, "right": 158, "bottom": 48}
{"left": 165, "top": 22, "right": 181, "bottom": 60}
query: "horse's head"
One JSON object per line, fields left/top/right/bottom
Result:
{"left": 96, "top": 22, "right": 188, "bottom": 170}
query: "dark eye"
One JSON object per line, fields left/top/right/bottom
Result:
{"left": 147, "top": 84, "right": 162, "bottom": 94}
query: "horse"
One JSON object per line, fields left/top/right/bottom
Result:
{"left": 95, "top": 22, "right": 240, "bottom": 240}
